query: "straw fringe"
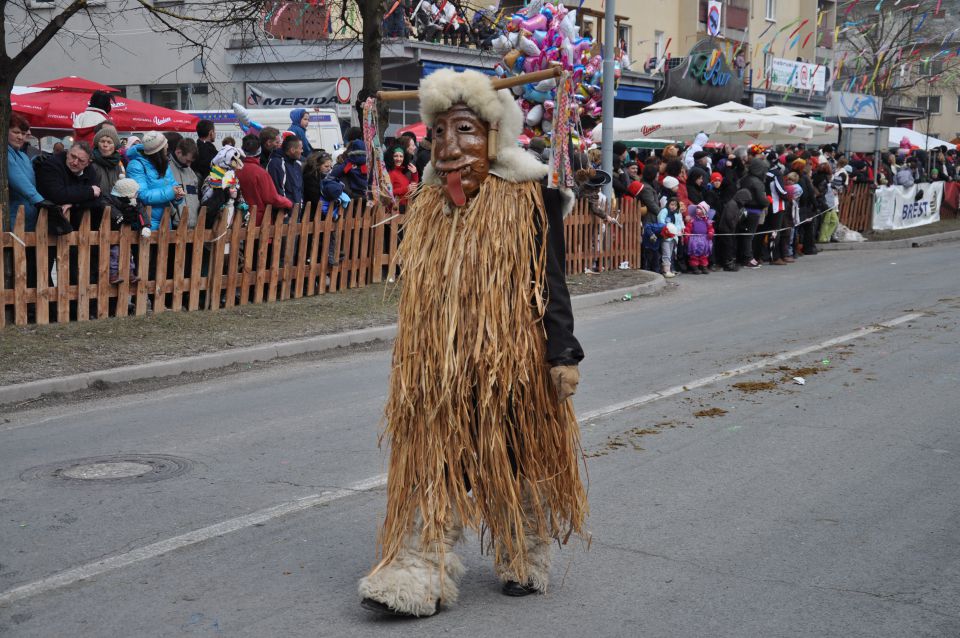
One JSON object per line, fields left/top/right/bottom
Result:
{"left": 372, "top": 177, "right": 588, "bottom": 584}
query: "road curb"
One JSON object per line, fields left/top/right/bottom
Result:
{"left": 0, "top": 274, "right": 664, "bottom": 406}
{"left": 817, "top": 228, "right": 960, "bottom": 251}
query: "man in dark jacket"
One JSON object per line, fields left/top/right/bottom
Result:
{"left": 194, "top": 119, "right": 217, "bottom": 181}
{"left": 737, "top": 157, "right": 768, "bottom": 268}
{"left": 717, "top": 188, "right": 752, "bottom": 271}
{"left": 36, "top": 141, "right": 103, "bottom": 231}
{"left": 637, "top": 164, "right": 661, "bottom": 215}
{"left": 267, "top": 135, "right": 304, "bottom": 219}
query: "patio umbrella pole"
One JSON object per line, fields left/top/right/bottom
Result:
{"left": 601, "top": 0, "right": 616, "bottom": 200}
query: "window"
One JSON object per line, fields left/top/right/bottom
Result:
{"left": 617, "top": 23, "right": 631, "bottom": 60}
{"left": 765, "top": 0, "right": 777, "bottom": 21}
{"left": 916, "top": 95, "right": 941, "bottom": 113}
{"left": 148, "top": 84, "right": 207, "bottom": 110}
{"left": 654, "top": 30, "right": 664, "bottom": 63}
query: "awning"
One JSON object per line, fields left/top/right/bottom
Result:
{"left": 615, "top": 85, "right": 655, "bottom": 102}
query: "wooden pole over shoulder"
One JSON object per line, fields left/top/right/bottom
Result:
{"left": 376, "top": 66, "right": 562, "bottom": 102}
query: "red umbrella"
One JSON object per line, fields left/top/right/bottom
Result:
{"left": 11, "top": 90, "right": 198, "bottom": 133}
{"left": 397, "top": 121, "right": 427, "bottom": 140}
{"left": 30, "top": 76, "right": 121, "bottom": 93}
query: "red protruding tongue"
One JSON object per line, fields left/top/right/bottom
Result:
{"left": 446, "top": 169, "right": 467, "bottom": 208}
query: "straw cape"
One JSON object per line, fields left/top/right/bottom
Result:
{"left": 358, "top": 68, "right": 588, "bottom": 617}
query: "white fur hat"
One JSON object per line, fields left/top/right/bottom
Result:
{"left": 418, "top": 68, "right": 546, "bottom": 185}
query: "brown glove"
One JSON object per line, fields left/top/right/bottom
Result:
{"left": 550, "top": 365, "right": 580, "bottom": 402}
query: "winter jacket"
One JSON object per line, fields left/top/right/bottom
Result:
{"left": 267, "top": 149, "right": 304, "bottom": 209}
{"left": 124, "top": 144, "right": 181, "bottom": 231}
{"left": 194, "top": 139, "right": 218, "bottom": 182}
{"left": 637, "top": 178, "right": 660, "bottom": 215}
{"left": 72, "top": 108, "right": 109, "bottom": 145}
{"left": 36, "top": 152, "right": 104, "bottom": 231}
{"left": 894, "top": 166, "right": 915, "bottom": 188}
{"left": 7, "top": 143, "right": 46, "bottom": 231}
{"left": 641, "top": 214, "right": 664, "bottom": 252}
{"left": 684, "top": 211, "right": 714, "bottom": 257}
{"left": 686, "top": 166, "right": 709, "bottom": 205}
{"left": 739, "top": 158, "right": 769, "bottom": 213}
{"left": 287, "top": 108, "right": 314, "bottom": 159}
{"left": 91, "top": 150, "right": 125, "bottom": 195}
{"left": 317, "top": 172, "right": 349, "bottom": 220}
{"left": 236, "top": 161, "right": 293, "bottom": 226}
{"left": 657, "top": 206, "right": 684, "bottom": 237}
{"left": 414, "top": 138, "right": 432, "bottom": 176}
{"left": 169, "top": 155, "right": 200, "bottom": 228}
{"left": 719, "top": 188, "right": 752, "bottom": 234}
{"left": 103, "top": 193, "right": 148, "bottom": 232}
{"left": 683, "top": 132, "right": 710, "bottom": 171}
{"left": 389, "top": 166, "right": 419, "bottom": 208}
{"left": 330, "top": 141, "right": 370, "bottom": 200}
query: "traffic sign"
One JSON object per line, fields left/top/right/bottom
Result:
{"left": 336, "top": 77, "right": 351, "bottom": 104}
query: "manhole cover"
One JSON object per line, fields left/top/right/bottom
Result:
{"left": 21, "top": 454, "right": 195, "bottom": 485}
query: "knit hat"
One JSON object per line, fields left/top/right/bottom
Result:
{"left": 142, "top": 131, "right": 168, "bottom": 155}
{"left": 693, "top": 150, "right": 708, "bottom": 161}
{"left": 628, "top": 181, "right": 644, "bottom": 197}
{"left": 710, "top": 171, "right": 723, "bottom": 182}
{"left": 94, "top": 125, "right": 120, "bottom": 149}
{"left": 697, "top": 201, "right": 710, "bottom": 216}
{"left": 111, "top": 178, "right": 140, "bottom": 199}
{"left": 88, "top": 90, "right": 113, "bottom": 113}
{"left": 662, "top": 175, "right": 679, "bottom": 191}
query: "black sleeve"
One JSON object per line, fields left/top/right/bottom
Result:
{"left": 538, "top": 185, "right": 585, "bottom": 366}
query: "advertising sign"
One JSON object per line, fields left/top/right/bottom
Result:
{"left": 872, "top": 182, "right": 943, "bottom": 230}
{"left": 656, "top": 40, "right": 744, "bottom": 105}
{"left": 769, "top": 58, "right": 828, "bottom": 92}
{"left": 246, "top": 81, "right": 343, "bottom": 108}
{"left": 825, "top": 91, "right": 883, "bottom": 120}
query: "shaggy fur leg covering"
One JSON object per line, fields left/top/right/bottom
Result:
{"left": 494, "top": 485, "right": 554, "bottom": 592}
{"left": 358, "top": 515, "right": 465, "bottom": 616}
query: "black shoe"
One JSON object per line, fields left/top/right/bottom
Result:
{"left": 723, "top": 264, "right": 740, "bottom": 272}
{"left": 360, "top": 596, "right": 438, "bottom": 617}
{"left": 700, "top": 266, "right": 710, "bottom": 274}
{"left": 502, "top": 580, "right": 539, "bottom": 597}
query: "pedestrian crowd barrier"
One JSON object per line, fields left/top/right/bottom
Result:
{"left": 0, "top": 197, "right": 644, "bottom": 327}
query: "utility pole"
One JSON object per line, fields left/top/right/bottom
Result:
{"left": 601, "top": 0, "right": 617, "bottom": 200}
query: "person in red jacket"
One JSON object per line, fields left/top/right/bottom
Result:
{"left": 235, "top": 135, "right": 292, "bottom": 225}
{"left": 387, "top": 147, "right": 419, "bottom": 211}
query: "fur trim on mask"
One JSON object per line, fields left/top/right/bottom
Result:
{"left": 419, "top": 68, "right": 547, "bottom": 187}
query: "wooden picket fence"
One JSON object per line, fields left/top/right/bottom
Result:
{"left": 0, "top": 196, "right": 643, "bottom": 327}
{"left": 837, "top": 182, "right": 875, "bottom": 232}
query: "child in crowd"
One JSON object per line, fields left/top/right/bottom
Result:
{"left": 104, "top": 178, "right": 147, "bottom": 285}
{"left": 657, "top": 196, "right": 683, "bottom": 278}
{"left": 641, "top": 204, "right": 664, "bottom": 273}
{"left": 684, "top": 202, "right": 715, "bottom": 275}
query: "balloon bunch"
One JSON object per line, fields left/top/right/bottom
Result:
{"left": 487, "top": 1, "right": 618, "bottom": 147}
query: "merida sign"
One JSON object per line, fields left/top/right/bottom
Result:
{"left": 246, "top": 81, "right": 346, "bottom": 108}
{"left": 656, "top": 40, "right": 743, "bottom": 106}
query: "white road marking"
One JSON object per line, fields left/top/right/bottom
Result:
{"left": 0, "top": 312, "right": 925, "bottom": 606}
{"left": 578, "top": 312, "right": 924, "bottom": 424}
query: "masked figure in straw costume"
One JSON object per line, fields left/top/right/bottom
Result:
{"left": 358, "top": 69, "right": 587, "bottom": 617}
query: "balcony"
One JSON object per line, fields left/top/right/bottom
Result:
{"left": 262, "top": 0, "right": 330, "bottom": 41}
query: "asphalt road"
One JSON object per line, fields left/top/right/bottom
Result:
{"left": 2, "top": 244, "right": 959, "bottom": 637}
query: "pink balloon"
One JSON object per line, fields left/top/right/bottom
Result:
{"left": 519, "top": 13, "right": 548, "bottom": 32}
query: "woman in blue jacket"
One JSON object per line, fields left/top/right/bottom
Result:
{"left": 125, "top": 131, "right": 184, "bottom": 231}
{"left": 6, "top": 113, "right": 47, "bottom": 231}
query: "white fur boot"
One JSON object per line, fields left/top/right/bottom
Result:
{"left": 358, "top": 513, "right": 465, "bottom": 617}
{"left": 494, "top": 483, "right": 554, "bottom": 594}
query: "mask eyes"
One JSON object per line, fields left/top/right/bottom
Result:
{"left": 457, "top": 122, "right": 473, "bottom": 133}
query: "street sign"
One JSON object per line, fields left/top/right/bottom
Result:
{"left": 336, "top": 103, "right": 352, "bottom": 119}
{"left": 707, "top": 1, "right": 722, "bottom": 37}
{"left": 336, "top": 77, "right": 351, "bottom": 104}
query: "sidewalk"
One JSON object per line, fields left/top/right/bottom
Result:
{"left": 819, "top": 219, "right": 960, "bottom": 251}
{"left": 0, "top": 271, "right": 664, "bottom": 405}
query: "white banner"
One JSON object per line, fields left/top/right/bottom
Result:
{"left": 769, "top": 58, "right": 827, "bottom": 92}
{"left": 825, "top": 91, "right": 882, "bottom": 120}
{"left": 872, "top": 182, "right": 943, "bottom": 231}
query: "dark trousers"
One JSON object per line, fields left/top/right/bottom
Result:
{"left": 737, "top": 213, "right": 761, "bottom": 263}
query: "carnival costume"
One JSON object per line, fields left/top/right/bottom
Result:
{"left": 358, "top": 69, "right": 588, "bottom": 617}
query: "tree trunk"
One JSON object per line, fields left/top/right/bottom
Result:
{"left": 1, "top": 80, "right": 12, "bottom": 231}
{"left": 358, "top": 0, "right": 388, "bottom": 137}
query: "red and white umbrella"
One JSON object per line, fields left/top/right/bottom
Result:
{"left": 29, "top": 76, "right": 121, "bottom": 94}
{"left": 11, "top": 89, "right": 198, "bottom": 133}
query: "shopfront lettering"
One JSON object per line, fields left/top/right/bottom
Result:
{"left": 688, "top": 52, "right": 731, "bottom": 87}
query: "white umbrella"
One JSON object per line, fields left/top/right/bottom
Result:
{"left": 592, "top": 108, "right": 721, "bottom": 141}
{"left": 642, "top": 96, "right": 708, "bottom": 111}
{"left": 758, "top": 105, "right": 834, "bottom": 144}
{"left": 712, "top": 102, "right": 814, "bottom": 144}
